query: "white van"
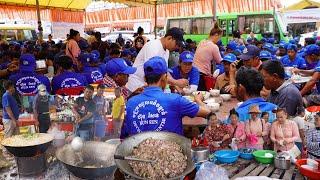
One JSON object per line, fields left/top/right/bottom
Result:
{"left": 0, "top": 24, "right": 37, "bottom": 41}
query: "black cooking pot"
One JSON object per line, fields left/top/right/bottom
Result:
{"left": 1, "top": 133, "right": 53, "bottom": 157}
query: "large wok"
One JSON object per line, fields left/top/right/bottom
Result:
{"left": 56, "top": 141, "right": 117, "bottom": 179}
{"left": 1, "top": 133, "right": 53, "bottom": 157}
{"left": 115, "top": 131, "right": 195, "bottom": 180}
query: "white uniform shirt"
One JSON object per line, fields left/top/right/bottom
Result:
{"left": 126, "top": 39, "right": 169, "bottom": 92}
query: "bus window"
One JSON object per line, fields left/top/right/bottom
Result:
{"left": 228, "top": 20, "right": 236, "bottom": 36}
{"left": 191, "top": 18, "right": 204, "bottom": 34}
{"left": 219, "top": 19, "right": 227, "bottom": 36}
{"left": 168, "top": 19, "right": 180, "bottom": 30}
{"left": 179, "top": 19, "right": 191, "bottom": 34}
{"left": 23, "top": 30, "right": 34, "bottom": 40}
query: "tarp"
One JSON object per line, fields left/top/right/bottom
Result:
{"left": 0, "top": 0, "right": 91, "bottom": 10}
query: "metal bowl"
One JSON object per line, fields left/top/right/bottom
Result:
{"left": 115, "top": 131, "right": 195, "bottom": 180}
{"left": 191, "top": 146, "right": 209, "bottom": 163}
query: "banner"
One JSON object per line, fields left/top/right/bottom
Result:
{"left": 283, "top": 8, "right": 320, "bottom": 24}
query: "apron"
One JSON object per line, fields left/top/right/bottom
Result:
{"left": 37, "top": 96, "right": 51, "bottom": 133}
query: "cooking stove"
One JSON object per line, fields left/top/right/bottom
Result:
{"left": 15, "top": 154, "right": 47, "bottom": 176}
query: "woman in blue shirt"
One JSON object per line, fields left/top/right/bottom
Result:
{"left": 170, "top": 51, "right": 200, "bottom": 94}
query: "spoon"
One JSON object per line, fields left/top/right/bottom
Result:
{"left": 114, "top": 155, "right": 155, "bottom": 164}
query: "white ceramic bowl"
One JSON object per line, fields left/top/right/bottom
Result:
{"left": 206, "top": 102, "right": 220, "bottom": 112}
{"left": 220, "top": 94, "right": 232, "bottom": 101}
{"left": 209, "top": 89, "right": 220, "bottom": 97}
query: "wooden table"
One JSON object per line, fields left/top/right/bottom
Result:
{"left": 218, "top": 159, "right": 303, "bottom": 180}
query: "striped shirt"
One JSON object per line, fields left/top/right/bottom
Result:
{"left": 306, "top": 128, "right": 320, "bottom": 159}
{"left": 103, "top": 75, "right": 129, "bottom": 99}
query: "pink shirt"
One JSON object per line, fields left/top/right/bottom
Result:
{"left": 66, "top": 39, "right": 80, "bottom": 65}
{"left": 193, "top": 40, "right": 222, "bottom": 75}
{"left": 227, "top": 122, "right": 246, "bottom": 149}
{"left": 270, "top": 120, "right": 299, "bottom": 152}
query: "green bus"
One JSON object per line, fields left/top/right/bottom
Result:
{"left": 165, "top": 10, "right": 288, "bottom": 45}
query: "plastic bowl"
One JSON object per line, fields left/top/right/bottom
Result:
{"left": 214, "top": 150, "right": 240, "bottom": 164}
{"left": 239, "top": 148, "right": 256, "bottom": 160}
{"left": 253, "top": 150, "right": 276, "bottom": 164}
{"left": 296, "top": 159, "right": 320, "bottom": 180}
{"left": 209, "top": 89, "right": 220, "bottom": 97}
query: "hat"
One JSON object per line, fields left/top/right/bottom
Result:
{"left": 261, "top": 38, "right": 267, "bottom": 43}
{"left": 222, "top": 53, "right": 237, "bottom": 63}
{"left": 263, "top": 43, "right": 275, "bottom": 53}
{"left": 90, "top": 50, "right": 100, "bottom": 63}
{"left": 179, "top": 51, "right": 194, "bottom": 63}
{"left": 121, "top": 49, "right": 132, "bottom": 57}
{"left": 227, "top": 41, "right": 238, "bottom": 51}
{"left": 279, "top": 42, "right": 288, "bottom": 49}
{"left": 166, "top": 27, "right": 184, "bottom": 46}
{"left": 259, "top": 50, "right": 272, "bottom": 60}
{"left": 304, "top": 44, "right": 320, "bottom": 56}
{"left": 144, "top": 56, "right": 168, "bottom": 76}
{"left": 238, "top": 45, "right": 260, "bottom": 61}
{"left": 20, "top": 53, "right": 36, "bottom": 72}
{"left": 268, "top": 38, "right": 275, "bottom": 44}
{"left": 249, "top": 104, "right": 261, "bottom": 114}
{"left": 79, "top": 53, "right": 91, "bottom": 65}
{"left": 106, "top": 58, "right": 137, "bottom": 76}
{"left": 286, "top": 44, "right": 297, "bottom": 52}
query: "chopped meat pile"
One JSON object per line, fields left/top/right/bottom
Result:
{"left": 129, "top": 138, "right": 187, "bottom": 179}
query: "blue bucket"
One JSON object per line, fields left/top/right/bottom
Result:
{"left": 95, "top": 120, "right": 106, "bottom": 138}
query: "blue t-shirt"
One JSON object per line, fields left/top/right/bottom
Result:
{"left": 82, "top": 66, "right": 104, "bottom": 84}
{"left": 305, "top": 60, "right": 318, "bottom": 70}
{"left": 280, "top": 55, "right": 306, "bottom": 69}
{"left": 170, "top": 66, "right": 200, "bottom": 86}
{"left": 2, "top": 91, "right": 20, "bottom": 121}
{"left": 9, "top": 72, "right": 51, "bottom": 95}
{"left": 121, "top": 86, "right": 200, "bottom": 138}
{"left": 98, "top": 63, "right": 107, "bottom": 76}
{"left": 236, "top": 97, "right": 277, "bottom": 122}
{"left": 52, "top": 71, "right": 88, "bottom": 94}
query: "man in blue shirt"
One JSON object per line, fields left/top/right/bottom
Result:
{"left": 82, "top": 51, "right": 104, "bottom": 84}
{"left": 280, "top": 44, "right": 306, "bottom": 69}
{"left": 259, "top": 50, "right": 272, "bottom": 62}
{"left": 2, "top": 81, "right": 20, "bottom": 138}
{"left": 120, "top": 56, "right": 210, "bottom": 139}
{"left": 229, "top": 66, "right": 277, "bottom": 122}
{"left": 52, "top": 56, "right": 88, "bottom": 94}
{"left": 170, "top": 51, "right": 200, "bottom": 94}
{"left": 9, "top": 53, "right": 51, "bottom": 95}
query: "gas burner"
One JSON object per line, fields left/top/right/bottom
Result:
{"left": 69, "top": 172, "right": 114, "bottom": 180}
{"left": 15, "top": 154, "right": 46, "bottom": 176}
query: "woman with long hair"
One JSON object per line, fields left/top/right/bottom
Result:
{"left": 66, "top": 29, "right": 81, "bottom": 69}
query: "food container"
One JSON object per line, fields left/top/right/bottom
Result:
{"left": 214, "top": 150, "right": 240, "bottom": 164}
{"left": 274, "top": 152, "right": 291, "bottom": 170}
{"left": 191, "top": 146, "right": 209, "bottom": 163}
{"left": 296, "top": 159, "right": 320, "bottom": 180}
{"left": 253, "top": 150, "right": 276, "bottom": 164}
{"left": 193, "top": 91, "right": 210, "bottom": 100}
{"left": 209, "top": 89, "right": 220, "bottom": 97}
{"left": 206, "top": 102, "right": 220, "bottom": 112}
{"left": 220, "top": 94, "right": 231, "bottom": 101}
{"left": 239, "top": 148, "right": 256, "bottom": 160}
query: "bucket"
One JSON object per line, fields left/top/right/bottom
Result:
{"left": 95, "top": 120, "right": 106, "bottom": 138}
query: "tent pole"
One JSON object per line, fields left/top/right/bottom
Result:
{"left": 213, "top": 0, "right": 217, "bottom": 23}
{"left": 36, "top": 0, "right": 43, "bottom": 40}
{"left": 154, "top": 2, "right": 157, "bottom": 39}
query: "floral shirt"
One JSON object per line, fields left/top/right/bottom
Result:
{"left": 103, "top": 75, "right": 129, "bottom": 99}
{"left": 306, "top": 128, "right": 320, "bottom": 159}
{"left": 204, "top": 124, "right": 231, "bottom": 152}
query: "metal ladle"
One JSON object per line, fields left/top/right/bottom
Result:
{"left": 114, "top": 155, "right": 155, "bottom": 164}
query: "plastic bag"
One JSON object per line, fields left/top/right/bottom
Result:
{"left": 247, "top": 134, "right": 258, "bottom": 145}
{"left": 195, "top": 162, "right": 229, "bottom": 180}
{"left": 230, "top": 138, "right": 238, "bottom": 151}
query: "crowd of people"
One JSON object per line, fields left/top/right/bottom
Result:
{"left": 1, "top": 24, "right": 320, "bottom": 160}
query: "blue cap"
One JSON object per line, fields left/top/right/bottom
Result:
{"left": 304, "top": 44, "right": 320, "bottom": 56}
{"left": 262, "top": 43, "right": 275, "bottom": 53}
{"left": 238, "top": 45, "right": 260, "bottom": 61}
{"left": 286, "top": 44, "right": 297, "bottom": 52}
{"left": 78, "top": 39, "right": 89, "bottom": 50}
{"left": 268, "top": 38, "right": 275, "bottom": 44}
{"left": 90, "top": 50, "right": 100, "bottom": 63}
{"left": 20, "top": 53, "right": 36, "bottom": 72}
{"left": 222, "top": 53, "right": 237, "bottom": 63}
{"left": 79, "top": 53, "right": 91, "bottom": 65}
{"left": 179, "top": 51, "right": 194, "bottom": 63}
{"left": 279, "top": 42, "right": 288, "bottom": 49}
{"left": 289, "top": 39, "right": 296, "bottom": 44}
{"left": 227, "top": 41, "right": 237, "bottom": 51}
{"left": 247, "top": 38, "right": 253, "bottom": 44}
{"left": 237, "top": 45, "right": 246, "bottom": 51}
{"left": 122, "top": 49, "right": 132, "bottom": 56}
{"left": 106, "top": 58, "right": 137, "bottom": 76}
{"left": 259, "top": 50, "right": 272, "bottom": 60}
{"left": 144, "top": 56, "right": 168, "bottom": 76}
{"left": 261, "top": 38, "right": 268, "bottom": 43}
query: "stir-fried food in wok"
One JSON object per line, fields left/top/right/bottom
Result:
{"left": 129, "top": 138, "right": 187, "bottom": 179}
{"left": 1, "top": 133, "right": 53, "bottom": 147}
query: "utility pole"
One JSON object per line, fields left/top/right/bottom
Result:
{"left": 36, "top": 0, "right": 43, "bottom": 40}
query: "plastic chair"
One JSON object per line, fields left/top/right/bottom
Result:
{"left": 56, "top": 86, "right": 85, "bottom": 96}
{"left": 306, "top": 106, "right": 320, "bottom": 113}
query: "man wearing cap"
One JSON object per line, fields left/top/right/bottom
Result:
{"left": 259, "top": 50, "right": 272, "bottom": 62}
{"left": 293, "top": 44, "right": 320, "bottom": 75}
{"left": 238, "top": 45, "right": 261, "bottom": 70}
{"left": 121, "top": 49, "right": 134, "bottom": 66}
{"left": 225, "top": 41, "right": 238, "bottom": 55}
{"left": 9, "top": 53, "right": 50, "bottom": 96}
{"left": 82, "top": 51, "right": 104, "bottom": 84}
{"left": 52, "top": 56, "right": 88, "bottom": 94}
{"left": 103, "top": 58, "right": 137, "bottom": 99}
{"left": 214, "top": 53, "right": 237, "bottom": 96}
{"left": 276, "top": 42, "right": 288, "bottom": 58}
{"left": 170, "top": 51, "right": 200, "bottom": 94}
{"left": 120, "top": 56, "right": 210, "bottom": 138}
{"left": 280, "top": 44, "right": 306, "bottom": 70}
{"left": 126, "top": 27, "right": 189, "bottom": 94}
